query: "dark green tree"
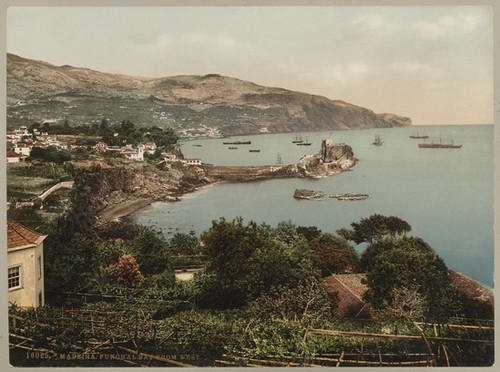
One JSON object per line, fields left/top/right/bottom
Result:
{"left": 195, "top": 217, "right": 313, "bottom": 309}
{"left": 168, "top": 231, "right": 201, "bottom": 256}
{"left": 363, "top": 237, "right": 458, "bottom": 322}
{"left": 339, "top": 214, "right": 411, "bottom": 244}
{"left": 308, "top": 233, "right": 360, "bottom": 276}
{"left": 296, "top": 225, "right": 322, "bottom": 241}
{"left": 129, "top": 229, "right": 175, "bottom": 287}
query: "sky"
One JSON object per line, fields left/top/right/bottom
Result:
{"left": 6, "top": 5, "right": 494, "bottom": 125}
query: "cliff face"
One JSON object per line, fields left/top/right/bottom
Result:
{"left": 63, "top": 161, "right": 211, "bottom": 223}
{"left": 7, "top": 53, "right": 412, "bottom": 134}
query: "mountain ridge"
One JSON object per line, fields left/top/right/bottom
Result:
{"left": 7, "top": 53, "right": 412, "bottom": 135}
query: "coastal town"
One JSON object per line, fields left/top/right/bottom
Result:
{"left": 6, "top": 119, "right": 494, "bottom": 367}
{"left": 6, "top": 124, "right": 202, "bottom": 165}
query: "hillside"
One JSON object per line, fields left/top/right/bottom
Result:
{"left": 7, "top": 53, "right": 411, "bottom": 136}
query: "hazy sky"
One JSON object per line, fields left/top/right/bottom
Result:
{"left": 6, "top": 6, "right": 493, "bottom": 125}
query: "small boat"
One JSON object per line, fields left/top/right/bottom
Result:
{"left": 249, "top": 149, "right": 260, "bottom": 153}
{"left": 372, "top": 135, "right": 383, "bottom": 146}
{"left": 292, "top": 134, "right": 303, "bottom": 144}
{"left": 418, "top": 137, "right": 462, "bottom": 149}
{"left": 228, "top": 146, "right": 238, "bottom": 150}
{"left": 331, "top": 193, "right": 369, "bottom": 201}
{"left": 223, "top": 140, "right": 251, "bottom": 145}
{"left": 192, "top": 144, "right": 203, "bottom": 147}
{"left": 409, "top": 133, "right": 429, "bottom": 139}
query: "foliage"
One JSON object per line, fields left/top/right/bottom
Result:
{"left": 168, "top": 231, "right": 202, "bottom": 256}
{"left": 297, "top": 225, "right": 322, "bottom": 241}
{"left": 106, "top": 254, "right": 144, "bottom": 289}
{"left": 388, "top": 284, "right": 426, "bottom": 320}
{"left": 308, "top": 233, "right": 359, "bottom": 276}
{"left": 363, "top": 237, "right": 458, "bottom": 322}
{"left": 154, "top": 310, "right": 245, "bottom": 365}
{"left": 95, "top": 220, "right": 143, "bottom": 241}
{"left": 129, "top": 229, "right": 173, "bottom": 278}
{"left": 44, "top": 231, "right": 101, "bottom": 296}
{"left": 196, "top": 217, "right": 313, "bottom": 309}
{"left": 28, "top": 146, "right": 72, "bottom": 164}
{"left": 7, "top": 163, "right": 71, "bottom": 181}
{"left": 339, "top": 214, "right": 411, "bottom": 244}
{"left": 244, "top": 275, "right": 336, "bottom": 326}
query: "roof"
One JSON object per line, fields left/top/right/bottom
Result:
{"left": 323, "top": 274, "right": 371, "bottom": 318}
{"left": 325, "top": 273, "right": 368, "bottom": 300}
{"left": 7, "top": 151, "right": 22, "bottom": 158}
{"left": 324, "top": 271, "right": 494, "bottom": 318}
{"left": 7, "top": 219, "right": 47, "bottom": 251}
{"left": 449, "top": 271, "right": 494, "bottom": 305}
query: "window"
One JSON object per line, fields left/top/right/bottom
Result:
{"left": 8, "top": 266, "right": 21, "bottom": 290}
{"left": 38, "top": 256, "right": 42, "bottom": 280}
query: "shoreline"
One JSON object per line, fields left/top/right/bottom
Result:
{"left": 101, "top": 181, "right": 222, "bottom": 222}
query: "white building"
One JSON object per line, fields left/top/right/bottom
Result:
{"left": 181, "top": 158, "right": 202, "bottom": 166}
{"left": 7, "top": 219, "right": 47, "bottom": 308}
{"left": 14, "top": 143, "right": 31, "bottom": 157}
{"left": 121, "top": 144, "right": 144, "bottom": 161}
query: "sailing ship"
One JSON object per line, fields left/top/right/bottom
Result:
{"left": 276, "top": 153, "right": 283, "bottom": 165}
{"left": 292, "top": 134, "right": 303, "bottom": 144}
{"left": 296, "top": 137, "right": 312, "bottom": 146}
{"left": 372, "top": 135, "right": 383, "bottom": 146}
{"left": 418, "top": 137, "right": 462, "bottom": 149}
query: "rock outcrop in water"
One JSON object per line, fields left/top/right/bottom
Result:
{"left": 295, "top": 139, "right": 356, "bottom": 178}
{"left": 293, "top": 189, "right": 325, "bottom": 200}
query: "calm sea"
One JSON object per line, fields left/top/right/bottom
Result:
{"left": 136, "top": 125, "right": 494, "bottom": 287}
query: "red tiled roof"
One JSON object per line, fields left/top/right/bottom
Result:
{"left": 449, "top": 271, "right": 494, "bottom": 305}
{"left": 7, "top": 151, "right": 22, "bottom": 158}
{"left": 324, "top": 272, "right": 494, "bottom": 319}
{"left": 7, "top": 219, "right": 47, "bottom": 250}
{"left": 323, "top": 274, "right": 372, "bottom": 318}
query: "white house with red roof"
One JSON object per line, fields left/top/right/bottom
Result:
{"left": 7, "top": 219, "right": 47, "bottom": 308}
{"left": 7, "top": 151, "right": 24, "bottom": 163}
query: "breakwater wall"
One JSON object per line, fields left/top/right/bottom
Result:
{"left": 203, "top": 164, "right": 298, "bottom": 181}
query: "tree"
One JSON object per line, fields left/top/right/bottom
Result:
{"left": 106, "top": 254, "right": 144, "bottom": 289}
{"left": 28, "top": 146, "right": 72, "bottom": 164}
{"left": 339, "top": 214, "right": 411, "bottom": 244}
{"left": 389, "top": 284, "right": 426, "bottom": 320}
{"left": 196, "top": 217, "right": 314, "bottom": 309}
{"left": 245, "top": 275, "right": 336, "bottom": 325}
{"left": 308, "top": 233, "right": 359, "bottom": 276}
{"left": 297, "top": 225, "right": 322, "bottom": 241}
{"left": 44, "top": 232, "right": 100, "bottom": 298}
{"left": 130, "top": 229, "right": 173, "bottom": 277}
{"left": 363, "top": 237, "right": 457, "bottom": 322}
{"left": 168, "top": 231, "right": 201, "bottom": 256}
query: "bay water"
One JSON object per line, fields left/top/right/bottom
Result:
{"left": 136, "top": 125, "right": 494, "bottom": 287}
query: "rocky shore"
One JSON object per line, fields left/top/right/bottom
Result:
{"left": 88, "top": 139, "right": 356, "bottom": 222}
